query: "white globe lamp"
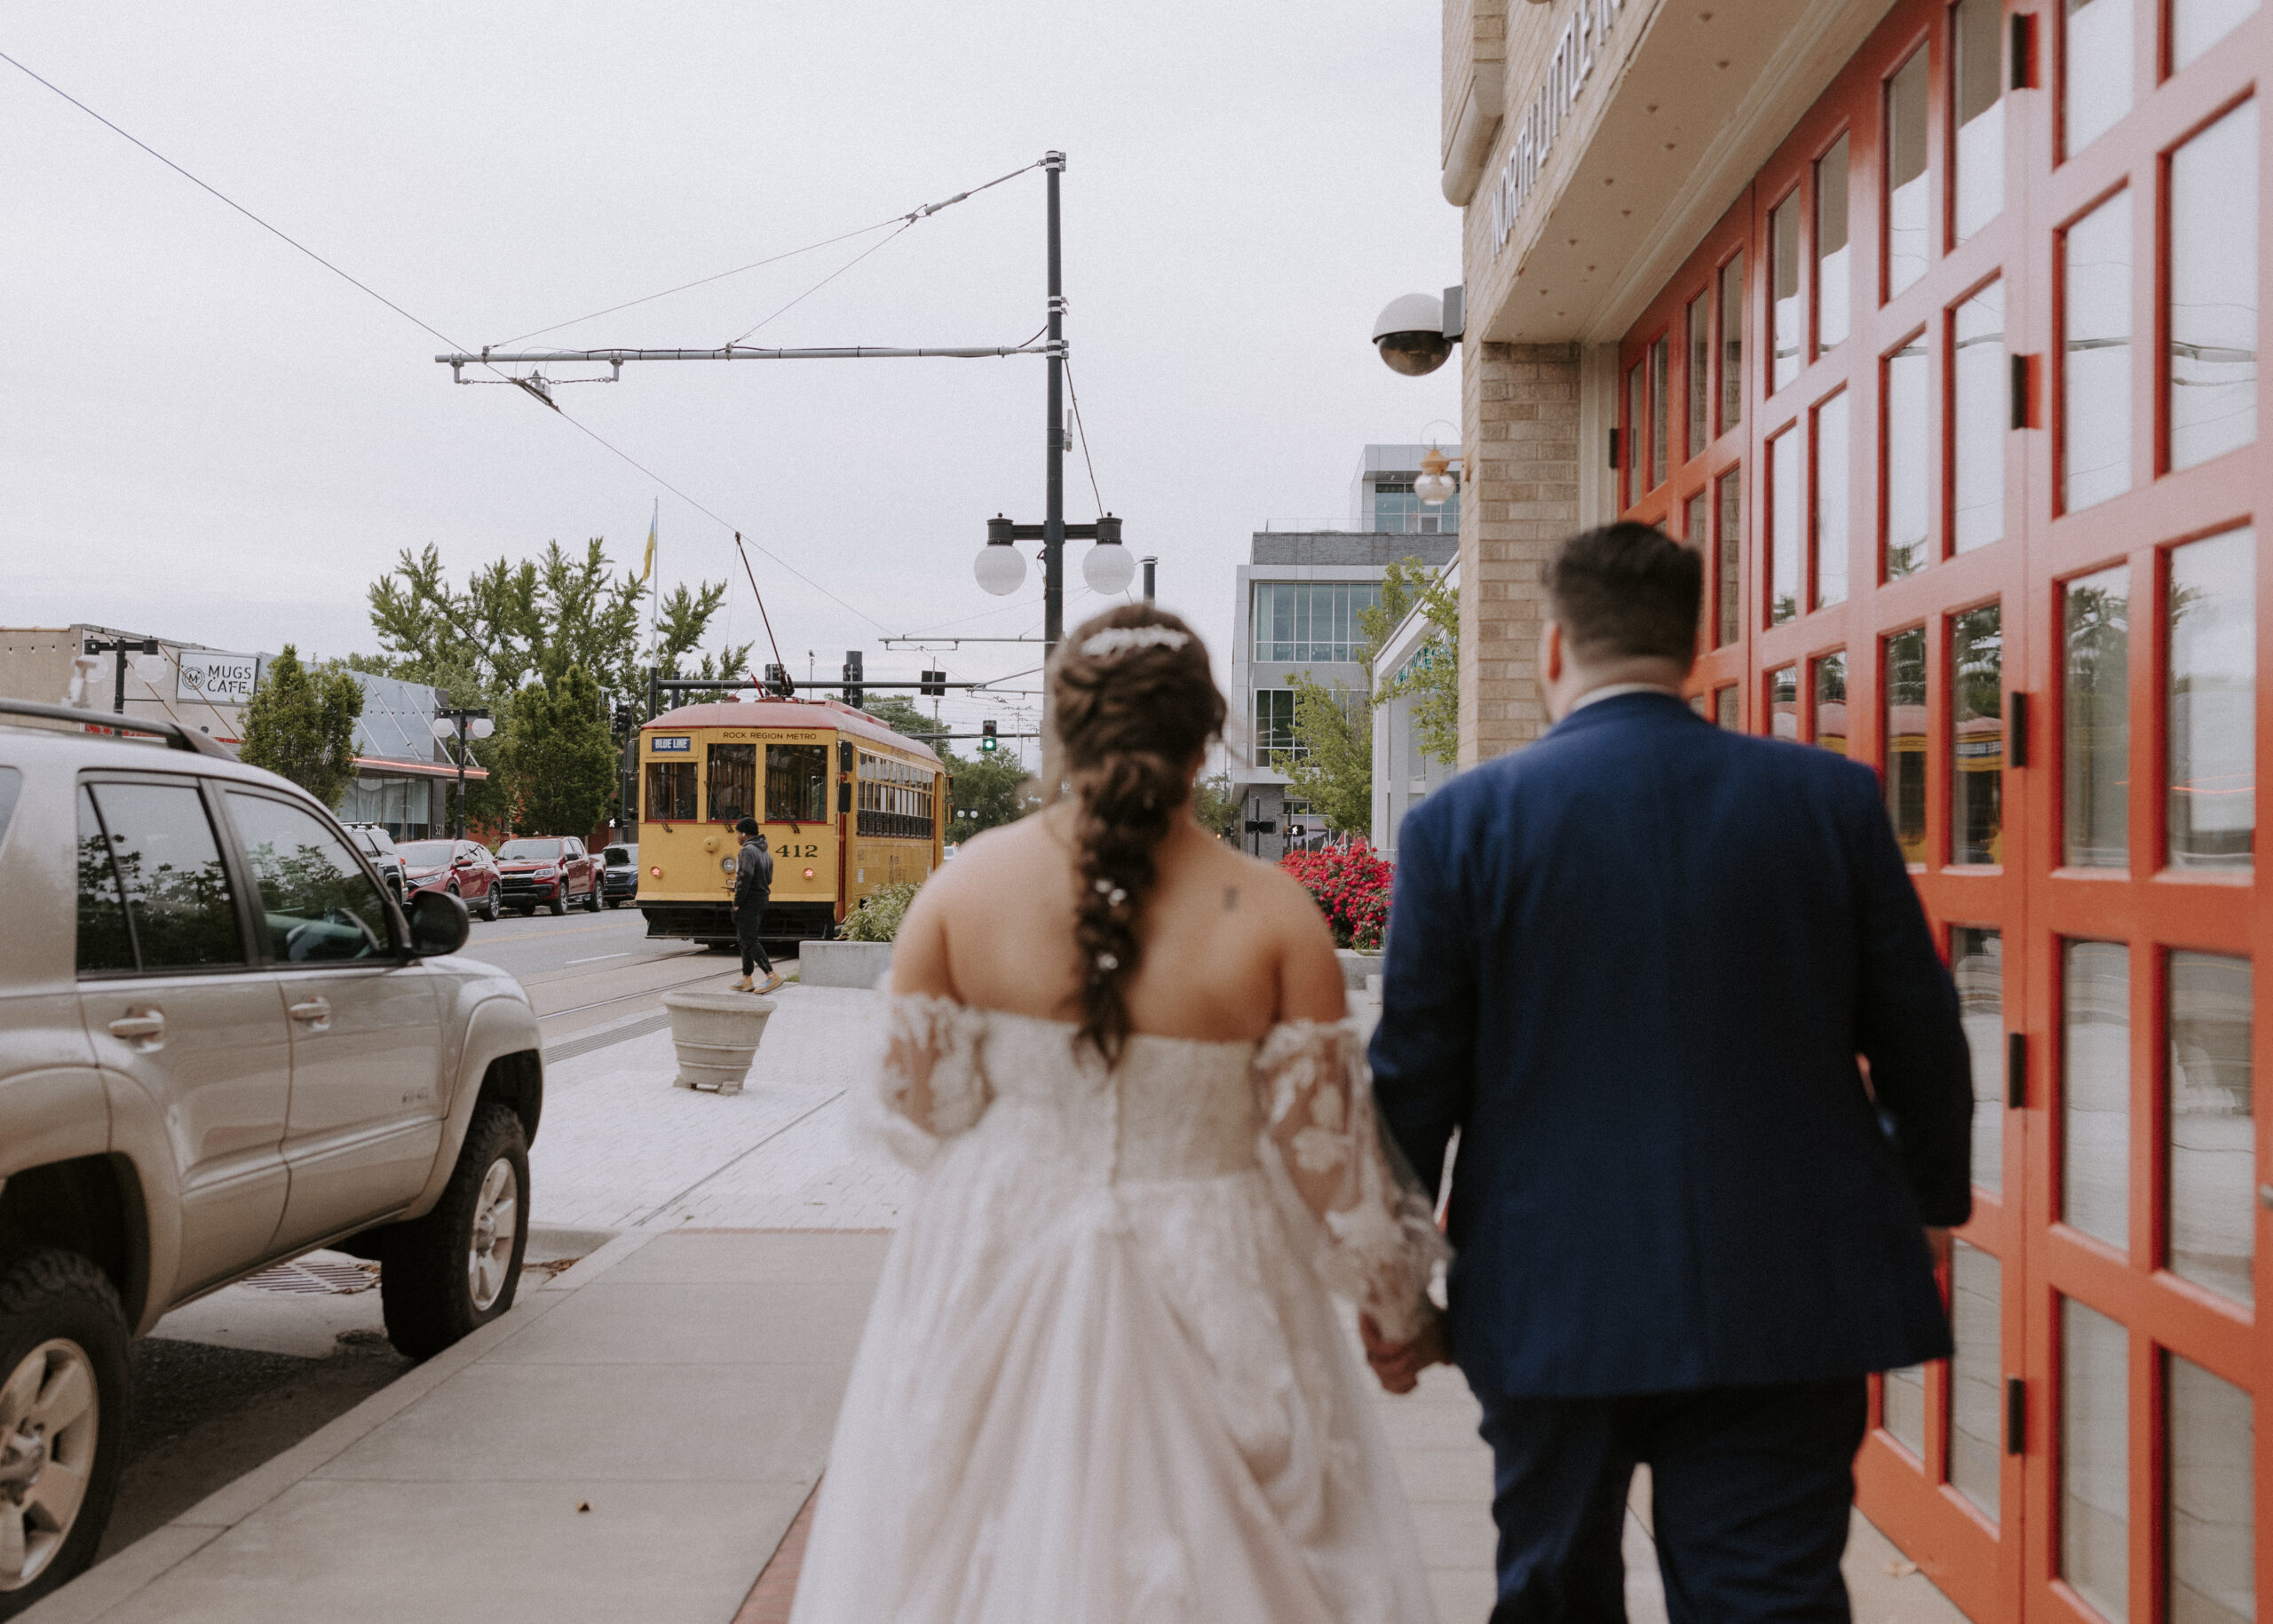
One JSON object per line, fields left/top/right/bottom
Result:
{"left": 1414, "top": 445, "right": 1456, "bottom": 506}
{"left": 470, "top": 717, "right": 496, "bottom": 740}
{"left": 974, "top": 515, "right": 1027, "bottom": 597}
{"left": 1081, "top": 514, "right": 1136, "bottom": 594}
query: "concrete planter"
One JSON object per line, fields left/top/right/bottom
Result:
{"left": 1334, "top": 949, "right": 1384, "bottom": 989}
{"left": 800, "top": 940, "right": 894, "bottom": 988}
{"left": 661, "top": 991, "right": 778, "bottom": 1094}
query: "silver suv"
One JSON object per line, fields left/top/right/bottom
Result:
{"left": 0, "top": 702, "right": 543, "bottom": 1614}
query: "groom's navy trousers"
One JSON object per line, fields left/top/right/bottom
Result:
{"left": 1371, "top": 693, "right": 1973, "bottom": 1623}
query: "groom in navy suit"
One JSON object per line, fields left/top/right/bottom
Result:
{"left": 1366, "top": 522, "right": 1972, "bottom": 1622}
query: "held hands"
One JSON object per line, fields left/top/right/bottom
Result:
{"left": 1359, "top": 1308, "right": 1450, "bottom": 1396}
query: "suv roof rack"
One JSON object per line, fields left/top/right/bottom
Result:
{"left": 0, "top": 697, "right": 237, "bottom": 760}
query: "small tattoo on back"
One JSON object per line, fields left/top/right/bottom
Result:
{"left": 1224, "top": 887, "right": 1239, "bottom": 912}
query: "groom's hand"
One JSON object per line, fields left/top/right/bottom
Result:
{"left": 1360, "top": 1310, "right": 1448, "bottom": 1395}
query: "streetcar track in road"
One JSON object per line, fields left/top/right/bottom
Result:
{"left": 535, "top": 965, "right": 741, "bottom": 1021}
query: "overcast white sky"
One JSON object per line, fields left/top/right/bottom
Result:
{"left": 1, "top": 2, "right": 1460, "bottom": 745}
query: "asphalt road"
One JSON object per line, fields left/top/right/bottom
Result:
{"left": 98, "top": 904, "right": 760, "bottom": 1563}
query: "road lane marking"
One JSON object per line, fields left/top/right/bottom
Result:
{"left": 565, "top": 953, "right": 631, "bottom": 965}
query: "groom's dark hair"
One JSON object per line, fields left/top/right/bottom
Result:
{"left": 1541, "top": 521, "right": 1702, "bottom": 667}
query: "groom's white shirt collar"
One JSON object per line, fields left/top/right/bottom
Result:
{"left": 1566, "top": 681, "right": 1685, "bottom": 716}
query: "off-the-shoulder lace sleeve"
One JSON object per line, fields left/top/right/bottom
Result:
{"left": 866, "top": 994, "right": 991, "bottom": 1167}
{"left": 1252, "top": 1021, "right": 1450, "bottom": 1343}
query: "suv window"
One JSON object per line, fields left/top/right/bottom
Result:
{"left": 76, "top": 780, "right": 247, "bottom": 975}
{"left": 225, "top": 791, "right": 393, "bottom": 963}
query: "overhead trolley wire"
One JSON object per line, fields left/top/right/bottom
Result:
{"left": 0, "top": 49, "right": 467, "bottom": 360}
{"left": 0, "top": 47, "right": 898, "bottom": 637}
{"left": 502, "top": 157, "right": 1046, "bottom": 348}
{"left": 726, "top": 217, "right": 917, "bottom": 346}
{"left": 499, "top": 219, "right": 902, "bottom": 347}
{"left": 1064, "top": 355, "right": 1106, "bottom": 517}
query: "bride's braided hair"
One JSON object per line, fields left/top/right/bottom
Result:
{"left": 1052, "top": 605, "right": 1226, "bottom": 1066}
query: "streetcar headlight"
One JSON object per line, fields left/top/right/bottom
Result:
{"left": 649, "top": 865, "right": 662, "bottom": 877}
{"left": 804, "top": 867, "right": 815, "bottom": 879}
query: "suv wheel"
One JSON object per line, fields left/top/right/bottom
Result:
{"left": 0, "top": 1253, "right": 130, "bottom": 1617}
{"left": 480, "top": 889, "right": 500, "bottom": 923}
{"left": 379, "top": 1105, "right": 530, "bottom": 1361}
{"left": 583, "top": 883, "right": 603, "bottom": 914}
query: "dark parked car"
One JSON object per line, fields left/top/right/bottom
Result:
{"left": 494, "top": 836, "right": 600, "bottom": 916}
{"left": 599, "top": 843, "right": 639, "bottom": 907}
{"left": 343, "top": 823, "right": 408, "bottom": 902}
{"left": 397, "top": 838, "right": 503, "bottom": 923}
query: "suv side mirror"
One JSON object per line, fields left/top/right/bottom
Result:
{"left": 408, "top": 889, "right": 471, "bottom": 957}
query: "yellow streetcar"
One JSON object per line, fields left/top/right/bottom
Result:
{"left": 635, "top": 698, "right": 946, "bottom": 947}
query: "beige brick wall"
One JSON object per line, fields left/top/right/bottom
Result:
{"left": 1458, "top": 339, "right": 1580, "bottom": 767}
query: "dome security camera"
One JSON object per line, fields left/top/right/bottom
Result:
{"left": 1372, "top": 292, "right": 1452, "bottom": 376}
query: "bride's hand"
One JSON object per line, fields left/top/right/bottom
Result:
{"left": 1359, "top": 1310, "right": 1448, "bottom": 1395}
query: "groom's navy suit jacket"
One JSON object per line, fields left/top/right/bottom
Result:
{"left": 1371, "top": 692, "right": 1972, "bottom": 1398}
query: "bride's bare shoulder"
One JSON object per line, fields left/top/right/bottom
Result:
{"left": 936, "top": 814, "right": 1064, "bottom": 885}
{"left": 1179, "top": 836, "right": 1326, "bottom": 923}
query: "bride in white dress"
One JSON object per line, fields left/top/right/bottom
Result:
{"left": 788, "top": 606, "right": 1449, "bottom": 1624}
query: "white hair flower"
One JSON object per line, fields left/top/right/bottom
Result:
{"left": 1080, "top": 625, "right": 1190, "bottom": 661}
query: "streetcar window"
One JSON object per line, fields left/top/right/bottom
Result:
{"left": 644, "top": 761, "right": 696, "bottom": 825}
{"left": 706, "top": 743, "right": 756, "bottom": 824}
{"left": 767, "top": 744, "right": 829, "bottom": 823}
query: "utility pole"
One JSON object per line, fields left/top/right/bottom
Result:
{"left": 1043, "top": 151, "right": 1065, "bottom": 653}
{"left": 433, "top": 154, "right": 1087, "bottom": 782}
{"left": 83, "top": 635, "right": 159, "bottom": 715}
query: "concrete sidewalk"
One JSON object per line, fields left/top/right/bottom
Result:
{"left": 31, "top": 981, "right": 1971, "bottom": 1623}
{"left": 25, "top": 1227, "right": 887, "bottom": 1624}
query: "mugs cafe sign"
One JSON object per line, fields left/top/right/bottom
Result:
{"left": 1487, "top": 0, "right": 1629, "bottom": 254}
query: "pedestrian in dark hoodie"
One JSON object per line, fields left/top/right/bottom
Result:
{"left": 730, "top": 818, "right": 784, "bottom": 994}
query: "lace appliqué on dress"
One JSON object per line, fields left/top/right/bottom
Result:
{"left": 867, "top": 994, "right": 992, "bottom": 1167}
{"left": 1252, "top": 1021, "right": 1449, "bottom": 1344}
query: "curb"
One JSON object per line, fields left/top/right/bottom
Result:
{"left": 23, "top": 1230, "right": 667, "bottom": 1624}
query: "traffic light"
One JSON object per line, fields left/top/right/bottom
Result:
{"left": 842, "top": 649, "right": 864, "bottom": 709}
{"left": 920, "top": 669, "right": 946, "bottom": 698}
{"left": 980, "top": 719, "right": 998, "bottom": 753}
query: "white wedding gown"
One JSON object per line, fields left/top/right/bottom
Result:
{"left": 788, "top": 994, "right": 1448, "bottom": 1624}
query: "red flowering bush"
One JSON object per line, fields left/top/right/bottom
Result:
{"left": 1279, "top": 844, "right": 1393, "bottom": 953}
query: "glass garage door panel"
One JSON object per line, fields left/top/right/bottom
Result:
{"left": 2063, "top": 941, "right": 2132, "bottom": 1250}
{"left": 2167, "top": 1353, "right": 2255, "bottom": 1624}
{"left": 1953, "top": 928, "right": 2004, "bottom": 1193}
{"left": 2063, "top": 1297, "right": 2131, "bottom": 1620}
{"left": 2168, "top": 531, "right": 2256, "bottom": 871}
{"left": 1948, "top": 1242, "right": 2002, "bottom": 1520}
{"left": 2166, "top": 953, "right": 2253, "bottom": 1304}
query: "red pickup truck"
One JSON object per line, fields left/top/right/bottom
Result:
{"left": 492, "top": 836, "right": 601, "bottom": 916}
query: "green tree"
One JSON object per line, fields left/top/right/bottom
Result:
{"left": 240, "top": 646, "right": 365, "bottom": 809}
{"left": 503, "top": 662, "right": 619, "bottom": 837}
{"left": 363, "top": 536, "right": 750, "bottom": 831}
{"left": 1368, "top": 558, "right": 1461, "bottom": 767}
{"left": 1275, "top": 677, "right": 1374, "bottom": 836}
{"left": 366, "top": 538, "right": 750, "bottom": 701}
{"left": 1190, "top": 771, "right": 1239, "bottom": 841}
{"left": 859, "top": 694, "right": 940, "bottom": 741}
{"left": 1268, "top": 555, "right": 1459, "bottom": 837}
{"left": 949, "top": 752, "right": 1033, "bottom": 836}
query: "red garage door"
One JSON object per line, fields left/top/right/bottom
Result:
{"left": 1620, "top": 4, "right": 2265, "bottom": 1620}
